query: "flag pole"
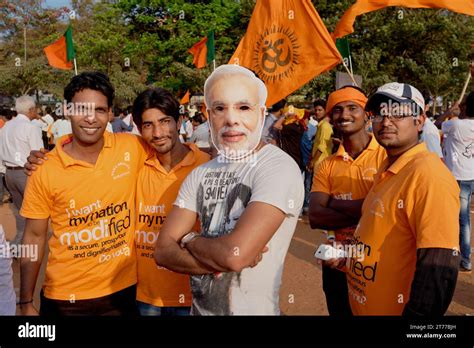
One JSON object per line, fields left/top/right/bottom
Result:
{"left": 342, "top": 59, "right": 358, "bottom": 87}
{"left": 458, "top": 71, "right": 471, "bottom": 104}
{"left": 213, "top": 59, "right": 216, "bottom": 71}
{"left": 73, "top": 58, "right": 78, "bottom": 76}
{"left": 23, "top": 26, "right": 27, "bottom": 64}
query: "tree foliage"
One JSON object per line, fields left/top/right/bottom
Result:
{"left": 0, "top": 0, "right": 472, "bottom": 109}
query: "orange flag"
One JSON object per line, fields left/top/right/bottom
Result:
{"left": 333, "top": 0, "right": 474, "bottom": 39}
{"left": 229, "top": 0, "right": 342, "bottom": 107}
{"left": 180, "top": 90, "right": 190, "bottom": 104}
{"left": 188, "top": 37, "right": 208, "bottom": 69}
{"left": 44, "top": 35, "right": 73, "bottom": 70}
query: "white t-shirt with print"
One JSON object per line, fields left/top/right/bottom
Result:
{"left": 442, "top": 118, "right": 474, "bottom": 180}
{"left": 175, "top": 144, "right": 304, "bottom": 315}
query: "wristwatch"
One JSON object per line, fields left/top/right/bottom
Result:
{"left": 180, "top": 232, "right": 199, "bottom": 248}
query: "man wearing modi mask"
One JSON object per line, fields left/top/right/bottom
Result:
{"left": 155, "top": 64, "right": 304, "bottom": 315}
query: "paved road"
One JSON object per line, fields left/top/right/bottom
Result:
{"left": 1, "top": 202, "right": 473, "bottom": 315}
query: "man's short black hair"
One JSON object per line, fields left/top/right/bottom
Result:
{"left": 64, "top": 71, "right": 115, "bottom": 107}
{"left": 313, "top": 99, "right": 326, "bottom": 109}
{"left": 271, "top": 99, "right": 287, "bottom": 112}
{"left": 193, "top": 113, "right": 204, "bottom": 125}
{"left": 0, "top": 108, "right": 12, "bottom": 120}
{"left": 421, "top": 90, "right": 432, "bottom": 106}
{"left": 114, "top": 107, "right": 123, "bottom": 117}
{"left": 132, "top": 88, "right": 180, "bottom": 130}
{"left": 45, "top": 106, "right": 52, "bottom": 114}
{"left": 465, "top": 92, "right": 474, "bottom": 118}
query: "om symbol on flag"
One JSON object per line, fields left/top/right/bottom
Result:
{"left": 253, "top": 25, "right": 299, "bottom": 83}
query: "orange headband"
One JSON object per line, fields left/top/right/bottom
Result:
{"left": 326, "top": 88, "right": 368, "bottom": 115}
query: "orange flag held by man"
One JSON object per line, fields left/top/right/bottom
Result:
{"left": 229, "top": 0, "right": 342, "bottom": 107}
{"left": 333, "top": 0, "right": 474, "bottom": 39}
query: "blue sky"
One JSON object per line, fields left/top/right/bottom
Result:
{"left": 44, "top": 0, "right": 72, "bottom": 8}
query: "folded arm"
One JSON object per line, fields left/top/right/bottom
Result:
{"left": 185, "top": 201, "right": 284, "bottom": 273}
{"left": 309, "top": 192, "right": 359, "bottom": 230}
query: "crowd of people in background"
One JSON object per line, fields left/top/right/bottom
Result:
{"left": 0, "top": 64, "right": 472, "bottom": 317}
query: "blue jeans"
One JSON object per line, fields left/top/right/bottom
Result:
{"left": 458, "top": 180, "right": 473, "bottom": 270}
{"left": 0, "top": 173, "right": 4, "bottom": 205}
{"left": 136, "top": 301, "right": 190, "bottom": 316}
{"left": 303, "top": 169, "right": 313, "bottom": 209}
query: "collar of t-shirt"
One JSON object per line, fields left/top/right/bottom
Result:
{"left": 16, "top": 114, "right": 30, "bottom": 123}
{"left": 319, "top": 118, "right": 330, "bottom": 128}
{"left": 380, "top": 142, "right": 428, "bottom": 176}
{"left": 144, "top": 142, "right": 201, "bottom": 175}
{"left": 56, "top": 131, "right": 113, "bottom": 168}
{"left": 335, "top": 134, "right": 378, "bottom": 161}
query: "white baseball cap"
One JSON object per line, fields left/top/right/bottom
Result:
{"left": 366, "top": 82, "right": 425, "bottom": 114}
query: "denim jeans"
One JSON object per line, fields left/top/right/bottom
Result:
{"left": 0, "top": 173, "right": 4, "bottom": 205}
{"left": 303, "top": 169, "right": 313, "bottom": 209}
{"left": 136, "top": 301, "right": 191, "bottom": 316}
{"left": 458, "top": 180, "right": 473, "bottom": 270}
{"left": 5, "top": 169, "right": 27, "bottom": 245}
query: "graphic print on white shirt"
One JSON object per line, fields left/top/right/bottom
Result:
{"left": 175, "top": 144, "right": 304, "bottom": 315}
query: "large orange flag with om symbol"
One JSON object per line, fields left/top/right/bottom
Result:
{"left": 229, "top": 0, "right": 342, "bottom": 107}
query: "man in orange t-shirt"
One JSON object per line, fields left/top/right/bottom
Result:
{"left": 309, "top": 86, "right": 386, "bottom": 316}
{"left": 20, "top": 72, "right": 148, "bottom": 316}
{"left": 347, "top": 82, "right": 459, "bottom": 315}
{"left": 131, "top": 88, "right": 209, "bottom": 316}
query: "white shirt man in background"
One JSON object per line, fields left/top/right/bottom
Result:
{"left": 441, "top": 91, "right": 474, "bottom": 273}
{"left": 50, "top": 116, "right": 72, "bottom": 144}
{"left": 179, "top": 114, "right": 193, "bottom": 142}
{"left": 41, "top": 107, "right": 54, "bottom": 131}
{"left": 421, "top": 117, "right": 443, "bottom": 158}
{"left": 189, "top": 114, "right": 211, "bottom": 150}
{"left": 122, "top": 110, "right": 141, "bottom": 135}
{"left": 421, "top": 97, "right": 443, "bottom": 158}
{"left": 0, "top": 95, "right": 43, "bottom": 247}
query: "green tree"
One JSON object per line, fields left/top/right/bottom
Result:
{"left": 1, "top": 0, "right": 473, "bottom": 110}
{"left": 298, "top": 1, "right": 474, "bottom": 106}
{"left": 116, "top": 0, "right": 254, "bottom": 92}
{"left": 0, "top": 0, "right": 71, "bottom": 97}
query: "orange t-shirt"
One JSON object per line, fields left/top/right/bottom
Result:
{"left": 21, "top": 132, "right": 148, "bottom": 300}
{"left": 0, "top": 119, "right": 5, "bottom": 128}
{"left": 347, "top": 143, "right": 460, "bottom": 315}
{"left": 311, "top": 135, "right": 387, "bottom": 241}
{"left": 135, "top": 143, "right": 209, "bottom": 307}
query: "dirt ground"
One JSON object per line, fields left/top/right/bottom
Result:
{"left": 1, "top": 201, "right": 473, "bottom": 315}
{"left": 279, "top": 215, "right": 474, "bottom": 316}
